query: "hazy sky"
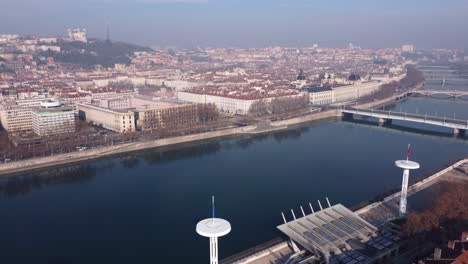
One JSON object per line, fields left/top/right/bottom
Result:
{"left": 1, "top": 0, "right": 467, "bottom": 49}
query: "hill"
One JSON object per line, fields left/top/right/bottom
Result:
{"left": 40, "top": 39, "right": 152, "bottom": 68}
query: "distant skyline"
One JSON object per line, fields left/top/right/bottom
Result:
{"left": 1, "top": 0, "right": 468, "bottom": 49}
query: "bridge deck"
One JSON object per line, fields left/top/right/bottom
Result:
{"left": 408, "top": 90, "right": 468, "bottom": 96}
{"left": 342, "top": 108, "right": 468, "bottom": 130}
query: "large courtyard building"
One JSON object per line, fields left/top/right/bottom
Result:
{"left": 78, "top": 95, "right": 202, "bottom": 133}
{"left": 178, "top": 88, "right": 300, "bottom": 115}
{"left": 77, "top": 104, "right": 136, "bottom": 133}
{"left": 32, "top": 101, "right": 76, "bottom": 136}
{"left": 178, "top": 92, "right": 255, "bottom": 115}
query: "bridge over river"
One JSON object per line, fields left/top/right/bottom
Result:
{"left": 340, "top": 108, "right": 468, "bottom": 135}
{"left": 407, "top": 89, "right": 468, "bottom": 98}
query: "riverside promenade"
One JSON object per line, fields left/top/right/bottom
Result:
{"left": 220, "top": 158, "right": 468, "bottom": 264}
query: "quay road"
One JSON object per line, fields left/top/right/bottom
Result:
{"left": 340, "top": 107, "right": 468, "bottom": 134}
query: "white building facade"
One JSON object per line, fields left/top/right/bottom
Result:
{"left": 32, "top": 106, "right": 76, "bottom": 136}
{"left": 178, "top": 92, "right": 256, "bottom": 115}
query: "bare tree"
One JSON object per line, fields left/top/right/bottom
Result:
{"left": 402, "top": 182, "right": 468, "bottom": 236}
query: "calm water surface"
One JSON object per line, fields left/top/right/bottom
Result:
{"left": 0, "top": 75, "right": 467, "bottom": 263}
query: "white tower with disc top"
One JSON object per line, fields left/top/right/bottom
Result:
{"left": 196, "top": 196, "right": 231, "bottom": 264}
{"left": 395, "top": 144, "right": 420, "bottom": 217}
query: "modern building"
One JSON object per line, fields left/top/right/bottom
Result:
{"left": 31, "top": 101, "right": 76, "bottom": 136}
{"left": 0, "top": 98, "right": 52, "bottom": 132}
{"left": 276, "top": 203, "right": 400, "bottom": 263}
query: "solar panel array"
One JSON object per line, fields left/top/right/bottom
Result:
{"left": 303, "top": 231, "right": 326, "bottom": 247}
{"left": 331, "top": 220, "right": 355, "bottom": 234}
{"left": 334, "top": 250, "right": 368, "bottom": 264}
{"left": 277, "top": 204, "right": 379, "bottom": 257}
{"left": 339, "top": 216, "right": 363, "bottom": 230}
{"left": 313, "top": 227, "right": 337, "bottom": 242}
{"left": 381, "top": 230, "right": 397, "bottom": 241}
{"left": 367, "top": 236, "right": 394, "bottom": 250}
{"left": 324, "top": 223, "right": 347, "bottom": 238}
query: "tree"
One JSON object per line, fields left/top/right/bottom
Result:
{"left": 197, "top": 103, "right": 219, "bottom": 122}
{"left": 107, "top": 80, "right": 134, "bottom": 90}
{"left": 402, "top": 182, "right": 468, "bottom": 236}
{"left": 249, "top": 100, "right": 270, "bottom": 117}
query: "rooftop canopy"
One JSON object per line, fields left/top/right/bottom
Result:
{"left": 277, "top": 204, "right": 378, "bottom": 256}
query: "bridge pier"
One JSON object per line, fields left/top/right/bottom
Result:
{"left": 378, "top": 118, "right": 392, "bottom": 126}
{"left": 454, "top": 128, "right": 466, "bottom": 136}
{"left": 342, "top": 112, "right": 353, "bottom": 120}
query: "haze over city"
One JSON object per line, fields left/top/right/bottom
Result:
{"left": 2, "top": 0, "right": 468, "bottom": 48}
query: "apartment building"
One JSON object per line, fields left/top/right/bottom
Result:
{"left": 138, "top": 103, "right": 198, "bottom": 131}
{"left": 0, "top": 98, "right": 45, "bottom": 132}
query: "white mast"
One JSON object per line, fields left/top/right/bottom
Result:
{"left": 395, "top": 144, "right": 420, "bottom": 217}
{"left": 196, "top": 196, "right": 231, "bottom": 264}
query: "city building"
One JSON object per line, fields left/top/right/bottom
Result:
{"left": 0, "top": 98, "right": 50, "bottom": 132}
{"left": 138, "top": 103, "right": 199, "bottom": 131}
{"left": 178, "top": 89, "right": 300, "bottom": 115}
{"left": 178, "top": 91, "right": 255, "bottom": 115}
{"left": 420, "top": 232, "right": 468, "bottom": 264}
{"left": 77, "top": 103, "right": 135, "bottom": 133}
{"left": 67, "top": 28, "right": 87, "bottom": 42}
{"left": 77, "top": 95, "right": 200, "bottom": 133}
{"left": 401, "top": 44, "right": 415, "bottom": 53}
{"left": 302, "top": 86, "right": 334, "bottom": 105}
{"left": 32, "top": 101, "right": 76, "bottom": 136}
{"left": 304, "top": 75, "right": 404, "bottom": 105}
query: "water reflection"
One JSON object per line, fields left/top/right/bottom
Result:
{"left": 137, "top": 141, "right": 222, "bottom": 165}
{"left": 272, "top": 126, "right": 310, "bottom": 142}
{"left": 0, "top": 163, "right": 114, "bottom": 199}
{"left": 343, "top": 119, "right": 468, "bottom": 141}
